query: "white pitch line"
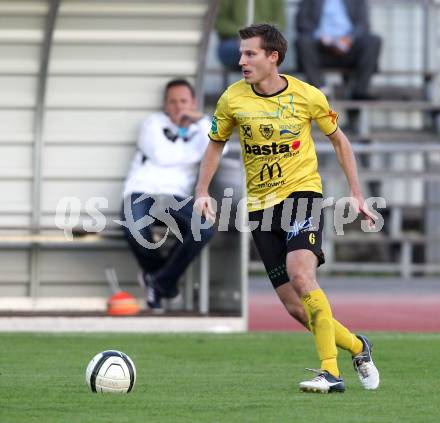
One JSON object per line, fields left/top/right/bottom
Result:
{"left": 0, "top": 317, "right": 246, "bottom": 333}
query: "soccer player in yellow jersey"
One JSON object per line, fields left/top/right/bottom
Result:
{"left": 195, "top": 24, "right": 379, "bottom": 393}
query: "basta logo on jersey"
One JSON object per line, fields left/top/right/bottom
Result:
{"left": 244, "top": 139, "right": 301, "bottom": 156}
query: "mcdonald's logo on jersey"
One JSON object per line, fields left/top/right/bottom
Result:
{"left": 259, "top": 162, "right": 282, "bottom": 181}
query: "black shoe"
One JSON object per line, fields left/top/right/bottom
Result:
{"left": 137, "top": 272, "right": 163, "bottom": 313}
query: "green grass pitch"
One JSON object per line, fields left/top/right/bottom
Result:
{"left": 0, "top": 332, "right": 438, "bottom": 423}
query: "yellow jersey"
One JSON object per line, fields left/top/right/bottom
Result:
{"left": 209, "top": 74, "right": 338, "bottom": 212}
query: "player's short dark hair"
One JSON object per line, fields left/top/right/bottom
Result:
{"left": 164, "top": 79, "right": 195, "bottom": 99}
{"left": 238, "top": 23, "right": 287, "bottom": 66}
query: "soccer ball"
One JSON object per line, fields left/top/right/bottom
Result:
{"left": 85, "top": 350, "right": 136, "bottom": 393}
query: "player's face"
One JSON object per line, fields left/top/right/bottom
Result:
{"left": 164, "top": 85, "right": 196, "bottom": 125}
{"left": 239, "top": 37, "right": 278, "bottom": 84}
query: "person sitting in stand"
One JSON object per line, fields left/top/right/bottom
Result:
{"left": 121, "top": 79, "right": 215, "bottom": 313}
{"left": 295, "top": 0, "right": 381, "bottom": 99}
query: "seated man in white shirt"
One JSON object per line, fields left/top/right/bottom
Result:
{"left": 122, "top": 79, "right": 215, "bottom": 312}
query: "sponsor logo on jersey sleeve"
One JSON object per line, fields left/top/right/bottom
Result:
{"left": 210, "top": 116, "right": 218, "bottom": 134}
{"left": 328, "top": 109, "right": 337, "bottom": 124}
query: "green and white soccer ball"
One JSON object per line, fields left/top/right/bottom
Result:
{"left": 85, "top": 350, "right": 136, "bottom": 393}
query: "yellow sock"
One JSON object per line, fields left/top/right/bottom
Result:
{"left": 301, "top": 289, "right": 339, "bottom": 377}
{"left": 333, "top": 319, "right": 363, "bottom": 356}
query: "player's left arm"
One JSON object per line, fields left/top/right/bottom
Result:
{"left": 328, "top": 127, "right": 374, "bottom": 225}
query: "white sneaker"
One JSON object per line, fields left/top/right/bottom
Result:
{"left": 352, "top": 335, "right": 380, "bottom": 390}
{"left": 299, "top": 368, "right": 345, "bottom": 393}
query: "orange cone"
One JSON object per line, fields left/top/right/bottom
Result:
{"left": 107, "top": 291, "right": 140, "bottom": 316}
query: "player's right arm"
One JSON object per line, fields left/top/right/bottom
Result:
{"left": 195, "top": 140, "right": 226, "bottom": 221}
{"left": 194, "top": 90, "right": 235, "bottom": 221}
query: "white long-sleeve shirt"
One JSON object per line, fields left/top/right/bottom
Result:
{"left": 123, "top": 112, "right": 212, "bottom": 199}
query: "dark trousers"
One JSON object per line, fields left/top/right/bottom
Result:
{"left": 296, "top": 33, "right": 381, "bottom": 97}
{"left": 122, "top": 193, "right": 214, "bottom": 297}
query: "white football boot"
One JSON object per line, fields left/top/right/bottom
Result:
{"left": 299, "top": 368, "right": 345, "bottom": 393}
{"left": 352, "top": 334, "right": 380, "bottom": 390}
